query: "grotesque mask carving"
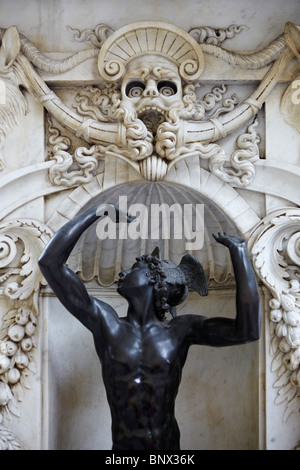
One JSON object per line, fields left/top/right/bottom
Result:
{"left": 95, "top": 22, "right": 205, "bottom": 178}
{"left": 121, "top": 55, "right": 183, "bottom": 135}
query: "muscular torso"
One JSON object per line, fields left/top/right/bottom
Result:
{"left": 93, "top": 315, "right": 188, "bottom": 450}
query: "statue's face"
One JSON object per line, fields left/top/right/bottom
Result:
{"left": 117, "top": 261, "right": 152, "bottom": 296}
{"left": 121, "top": 55, "right": 183, "bottom": 127}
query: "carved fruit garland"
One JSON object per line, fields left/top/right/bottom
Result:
{"left": 0, "top": 219, "right": 52, "bottom": 422}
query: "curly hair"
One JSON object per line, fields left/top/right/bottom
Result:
{"left": 135, "top": 254, "right": 187, "bottom": 322}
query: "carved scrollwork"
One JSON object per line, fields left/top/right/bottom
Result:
{"left": 70, "top": 81, "right": 259, "bottom": 184}
{"left": 208, "top": 118, "right": 260, "bottom": 187}
{"left": 0, "top": 219, "right": 53, "bottom": 422}
{"left": 189, "top": 24, "right": 247, "bottom": 46}
{"left": 69, "top": 23, "right": 247, "bottom": 49}
{"left": 67, "top": 23, "right": 113, "bottom": 48}
{"left": 47, "top": 116, "right": 105, "bottom": 187}
{"left": 1, "top": 21, "right": 297, "bottom": 183}
{"left": 249, "top": 209, "right": 300, "bottom": 418}
{"left": 198, "top": 83, "right": 238, "bottom": 117}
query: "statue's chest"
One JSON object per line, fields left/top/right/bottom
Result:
{"left": 103, "top": 325, "right": 179, "bottom": 376}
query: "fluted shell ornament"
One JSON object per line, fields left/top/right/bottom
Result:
{"left": 139, "top": 155, "right": 168, "bottom": 181}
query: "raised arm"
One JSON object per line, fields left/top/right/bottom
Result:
{"left": 178, "top": 233, "right": 261, "bottom": 347}
{"left": 38, "top": 204, "right": 127, "bottom": 332}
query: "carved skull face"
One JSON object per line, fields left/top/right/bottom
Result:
{"left": 121, "top": 55, "right": 183, "bottom": 132}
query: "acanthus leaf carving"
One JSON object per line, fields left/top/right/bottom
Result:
{"left": 249, "top": 209, "right": 300, "bottom": 419}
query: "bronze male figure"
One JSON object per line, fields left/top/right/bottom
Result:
{"left": 38, "top": 203, "right": 261, "bottom": 450}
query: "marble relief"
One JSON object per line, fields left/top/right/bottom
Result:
{"left": 0, "top": 18, "right": 300, "bottom": 449}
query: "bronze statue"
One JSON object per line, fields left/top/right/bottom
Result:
{"left": 38, "top": 203, "right": 261, "bottom": 450}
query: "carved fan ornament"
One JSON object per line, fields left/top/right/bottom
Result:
{"left": 0, "top": 19, "right": 300, "bottom": 441}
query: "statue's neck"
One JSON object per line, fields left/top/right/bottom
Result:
{"left": 126, "top": 286, "right": 156, "bottom": 328}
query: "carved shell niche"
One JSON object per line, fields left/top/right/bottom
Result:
{"left": 68, "top": 180, "right": 239, "bottom": 287}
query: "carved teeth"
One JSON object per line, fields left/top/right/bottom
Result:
{"left": 138, "top": 105, "right": 165, "bottom": 115}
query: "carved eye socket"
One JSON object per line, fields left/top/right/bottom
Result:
{"left": 158, "top": 81, "right": 177, "bottom": 96}
{"left": 126, "top": 81, "right": 145, "bottom": 98}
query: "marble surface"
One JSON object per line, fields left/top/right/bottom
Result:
{"left": 1, "top": 0, "right": 299, "bottom": 53}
